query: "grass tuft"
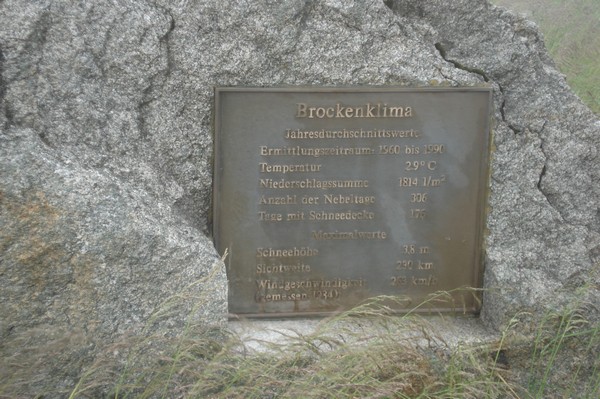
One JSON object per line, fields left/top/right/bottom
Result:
{"left": 2, "top": 285, "right": 598, "bottom": 398}
{"left": 62, "top": 289, "right": 598, "bottom": 398}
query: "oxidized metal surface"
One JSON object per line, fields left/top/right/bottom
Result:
{"left": 214, "top": 87, "right": 492, "bottom": 317}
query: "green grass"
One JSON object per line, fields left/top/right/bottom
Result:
{"left": 526, "top": 293, "right": 600, "bottom": 397}
{"left": 493, "top": 0, "right": 600, "bottom": 114}
{"left": 58, "top": 292, "right": 598, "bottom": 398}
{"left": 1, "top": 288, "right": 598, "bottom": 398}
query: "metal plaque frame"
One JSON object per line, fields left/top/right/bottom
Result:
{"left": 213, "top": 87, "right": 492, "bottom": 318}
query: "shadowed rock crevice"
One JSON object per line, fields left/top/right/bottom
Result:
{"left": 136, "top": 86, "right": 154, "bottom": 140}
{"left": 160, "top": 11, "right": 176, "bottom": 77}
{"left": 135, "top": 8, "right": 177, "bottom": 141}
{"left": 497, "top": 84, "right": 522, "bottom": 135}
{"left": 0, "top": 46, "right": 11, "bottom": 130}
{"left": 383, "top": 0, "right": 426, "bottom": 18}
{"left": 0, "top": 47, "right": 5, "bottom": 104}
{"left": 434, "top": 42, "right": 490, "bottom": 83}
{"left": 537, "top": 164, "right": 548, "bottom": 196}
{"left": 534, "top": 134, "right": 574, "bottom": 226}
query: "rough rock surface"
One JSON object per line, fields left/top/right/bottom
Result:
{"left": 0, "top": 0, "right": 598, "bottom": 395}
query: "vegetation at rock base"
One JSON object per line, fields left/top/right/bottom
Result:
{"left": 493, "top": 0, "right": 600, "bottom": 114}
{"left": 2, "top": 289, "right": 598, "bottom": 398}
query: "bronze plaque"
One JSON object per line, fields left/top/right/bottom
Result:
{"left": 214, "top": 87, "right": 492, "bottom": 317}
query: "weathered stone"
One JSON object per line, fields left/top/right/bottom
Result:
{"left": 0, "top": 0, "right": 598, "bottom": 396}
{"left": 383, "top": 0, "right": 600, "bottom": 329}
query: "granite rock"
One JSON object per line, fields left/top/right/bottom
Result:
{"left": 384, "top": 0, "right": 600, "bottom": 328}
{"left": 1, "top": 0, "right": 598, "bottom": 395}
